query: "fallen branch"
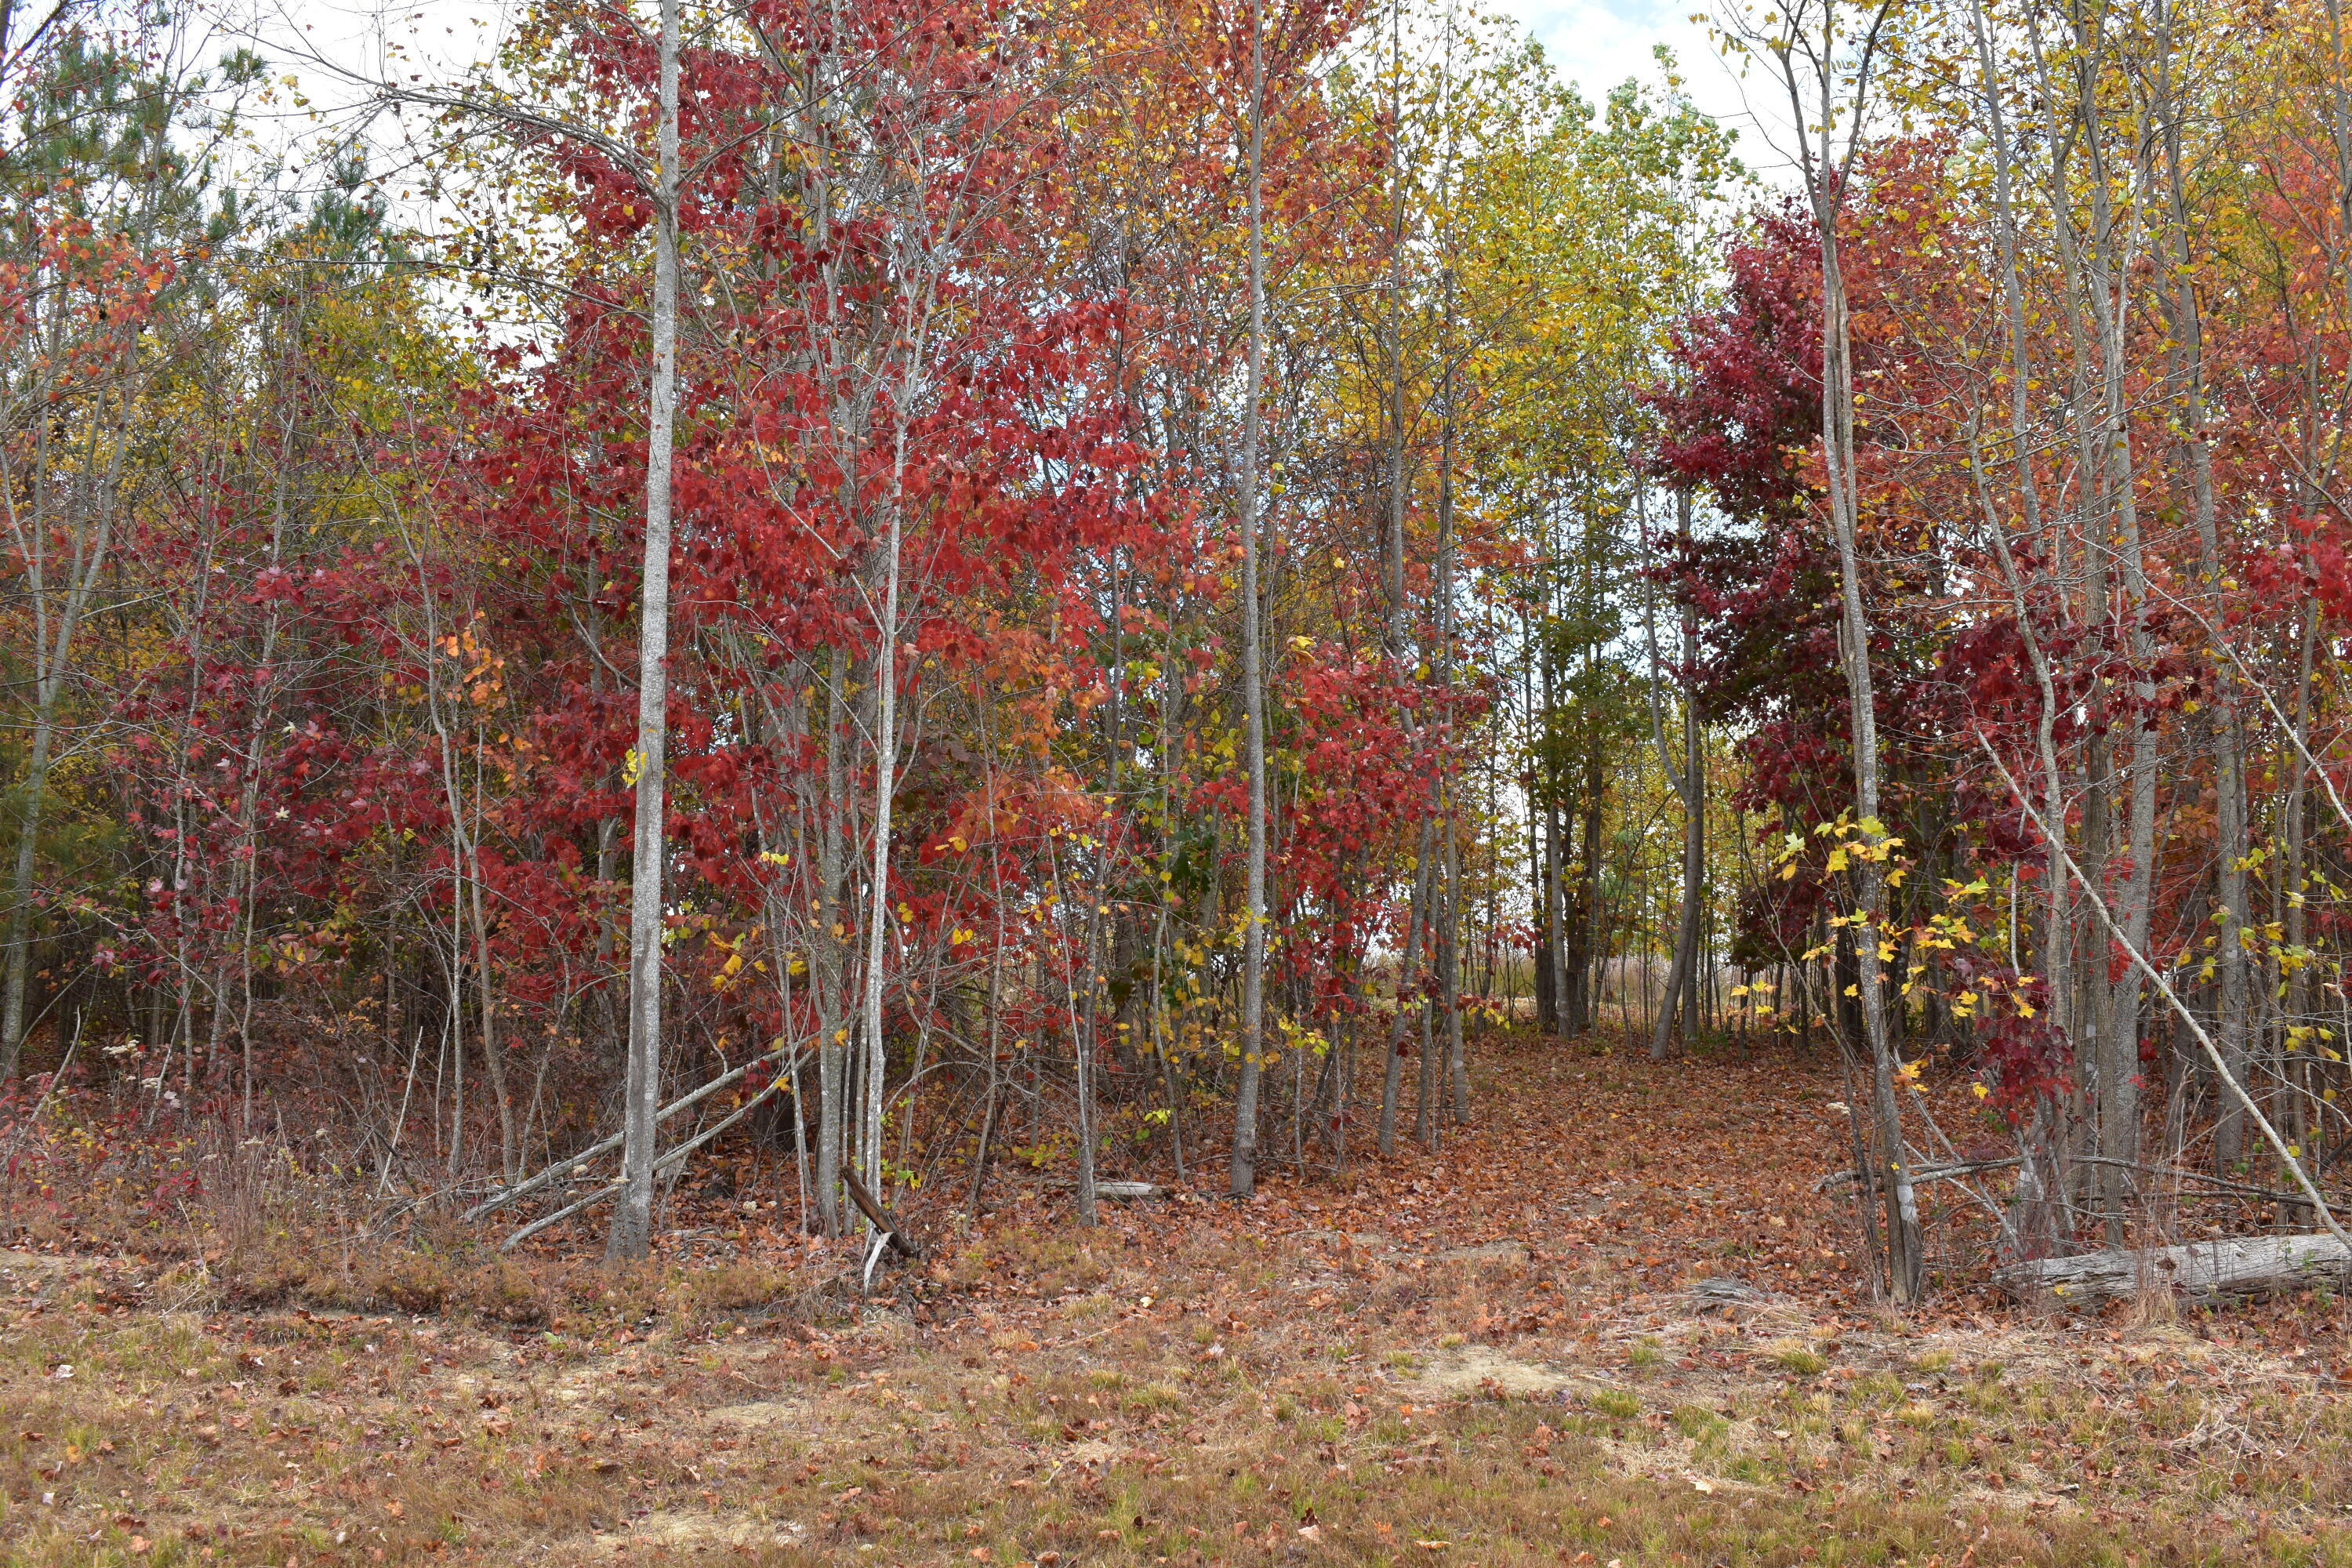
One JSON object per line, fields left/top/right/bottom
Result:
{"left": 842, "top": 1170, "right": 924, "bottom": 1261}
{"left": 1037, "top": 1178, "right": 1169, "bottom": 1201}
{"left": 1818, "top": 1157, "right": 2020, "bottom": 1193}
{"left": 466, "top": 1044, "right": 787, "bottom": 1223}
{"left": 497, "top": 1077, "right": 784, "bottom": 1253}
{"left": 1816, "top": 1156, "right": 2325, "bottom": 1208}
{"left": 1993, "top": 1234, "right": 2352, "bottom": 1304}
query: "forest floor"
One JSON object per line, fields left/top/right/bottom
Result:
{"left": 7, "top": 1029, "right": 2352, "bottom": 1566}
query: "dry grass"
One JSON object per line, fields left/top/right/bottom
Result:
{"left": 8, "top": 1216, "right": 2352, "bottom": 1567}
{"left": 10, "top": 1033, "right": 2352, "bottom": 1565}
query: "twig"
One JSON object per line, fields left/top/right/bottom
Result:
{"left": 1817, "top": 1154, "right": 2325, "bottom": 1207}
{"left": 1817, "top": 1156, "right": 2020, "bottom": 1192}
{"left": 0, "top": 1009, "right": 81, "bottom": 1168}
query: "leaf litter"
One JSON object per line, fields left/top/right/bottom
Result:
{"left": 8, "top": 1029, "right": 2352, "bottom": 1564}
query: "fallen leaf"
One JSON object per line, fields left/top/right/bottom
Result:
{"left": 1298, "top": 1524, "right": 1323, "bottom": 1541}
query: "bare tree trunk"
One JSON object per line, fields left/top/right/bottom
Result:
{"left": 1638, "top": 490, "right": 1702, "bottom": 1061}
{"left": 1230, "top": 0, "right": 1269, "bottom": 1200}
{"left": 0, "top": 333, "right": 130, "bottom": 1080}
{"left": 608, "top": 0, "right": 681, "bottom": 1263}
{"left": 2153, "top": 31, "right": 2251, "bottom": 1169}
{"left": 1544, "top": 799, "right": 1567, "bottom": 1036}
{"left": 1574, "top": 725, "right": 1603, "bottom": 1034}
{"left": 2087, "top": 61, "right": 2155, "bottom": 1243}
{"left": 1435, "top": 275, "right": 1468, "bottom": 1127}
{"left": 1380, "top": 821, "right": 1434, "bottom": 1157}
{"left": 1768, "top": 0, "right": 1922, "bottom": 1298}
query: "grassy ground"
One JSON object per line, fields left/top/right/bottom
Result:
{"left": 6, "top": 1033, "right": 2352, "bottom": 1566}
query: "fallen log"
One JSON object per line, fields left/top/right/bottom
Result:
{"left": 1992, "top": 1234, "right": 2352, "bottom": 1305}
{"left": 1037, "top": 1178, "right": 1168, "bottom": 1201}
{"left": 1094, "top": 1181, "right": 1169, "bottom": 1202}
{"left": 842, "top": 1171, "right": 924, "bottom": 1261}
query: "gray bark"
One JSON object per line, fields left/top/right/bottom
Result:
{"left": 1994, "top": 1235, "right": 2352, "bottom": 1305}
{"left": 1380, "top": 820, "right": 1435, "bottom": 1157}
{"left": 0, "top": 336, "right": 130, "bottom": 1079}
{"left": 1768, "top": 0, "right": 1922, "bottom": 1298}
{"left": 1230, "top": 0, "right": 1269, "bottom": 1200}
{"left": 2154, "top": 31, "right": 2251, "bottom": 1167}
{"left": 607, "top": 0, "right": 681, "bottom": 1263}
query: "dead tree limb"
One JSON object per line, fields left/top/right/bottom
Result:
{"left": 1994, "top": 1235, "right": 2352, "bottom": 1304}
{"left": 465, "top": 1044, "right": 787, "bottom": 1223}
{"left": 1817, "top": 1156, "right": 2323, "bottom": 1208}
{"left": 495, "top": 1077, "right": 784, "bottom": 1253}
{"left": 1818, "top": 1157, "right": 2020, "bottom": 1192}
{"left": 842, "top": 1169, "right": 924, "bottom": 1260}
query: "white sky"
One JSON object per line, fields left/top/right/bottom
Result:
{"left": 252, "top": 0, "right": 1794, "bottom": 208}
{"left": 1497, "top": 0, "right": 1802, "bottom": 185}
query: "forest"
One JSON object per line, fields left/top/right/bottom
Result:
{"left": 9, "top": 0, "right": 2352, "bottom": 1558}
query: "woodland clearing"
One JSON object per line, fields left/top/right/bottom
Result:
{"left": 7, "top": 1031, "right": 2352, "bottom": 1568}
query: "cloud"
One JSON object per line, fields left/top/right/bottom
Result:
{"left": 1481, "top": 0, "right": 1802, "bottom": 182}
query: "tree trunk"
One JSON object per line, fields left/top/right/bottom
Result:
{"left": 1780, "top": 0, "right": 1923, "bottom": 1296}
{"left": 2155, "top": 58, "right": 2251, "bottom": 1169}
{"left": 1380, "top": 820, "right": 1435, "bottom": 1157}
{"left": 814, "top": 651, "right": 851, "bottom": 1236}
{"left": 1639, "top": 490, "right": 1702, "bottom": 1062}
{"left": 1229, "top": 0, "right": 1269, "bottom": 1200}
{"left": 0, "top": 339, "right": 127, "bottom": 1080}
{"left": 1435, "top": 277, "right": 1468, "bottom": 1127}
{"left": 607, "top": 0, "right": 681, "bottom": 1263}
